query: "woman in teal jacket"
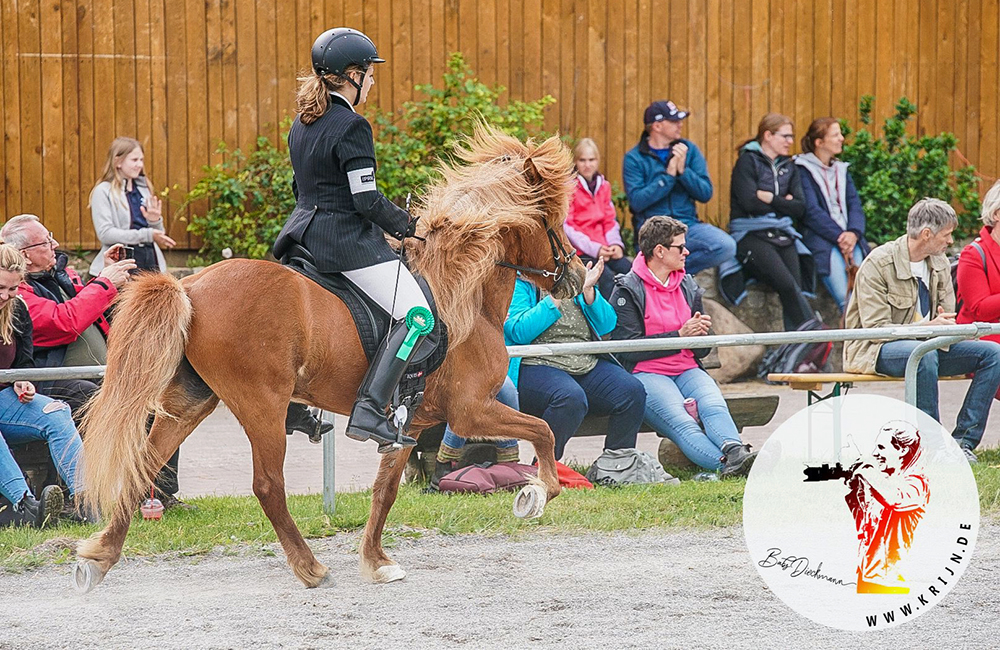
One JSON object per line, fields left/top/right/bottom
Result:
{"left": 504, "top": 260, "right": 646, "bottom": 461}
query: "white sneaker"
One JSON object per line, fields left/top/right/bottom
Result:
{"left": 961, "top": 446, "right": 979, "bottom": 464}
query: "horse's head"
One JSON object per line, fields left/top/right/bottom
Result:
{"left": 496, "top": 134, "right": 586, "bottom": 299}
{"left": 410, "top": 125, "right": 588, "bottom": 345}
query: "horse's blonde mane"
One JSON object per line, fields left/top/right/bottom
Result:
{"left": 407, "top": 125, "right": 574, "bottom": 347}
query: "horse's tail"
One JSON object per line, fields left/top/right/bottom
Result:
{"left": 80, "top": 273, "right": 193, "bottom": 519}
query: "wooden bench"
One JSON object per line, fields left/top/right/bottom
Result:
{"left": 407, "top": 394, "right": 780, "bottom": 479}
{"left": 767, "top": 372, "right": 967, "bottom": 405}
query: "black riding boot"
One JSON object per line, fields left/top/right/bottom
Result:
{"left": 285, "top": 402, "right": 335, "bottom": 443}
{"left": 345, "top": 319, "right": 429, "bottom": 452}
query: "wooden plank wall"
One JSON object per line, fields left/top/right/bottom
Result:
{"left": 1, "top": 0, "right": 998, "bottom": 247}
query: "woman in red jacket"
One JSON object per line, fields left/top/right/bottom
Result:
{"left": 565, "top": 138, "right": 631, "bottom": 298}
{"left": 957, "top": 180, "right": 1000, "bottom": 344}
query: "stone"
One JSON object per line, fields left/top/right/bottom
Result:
{"left": 658, "top": 438, "right": 695, "bottom": 470}
{"left": 700, "top": 298, "right": 766, "bottom": 383}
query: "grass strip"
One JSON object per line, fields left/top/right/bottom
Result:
{"left": 2, "top": 451, "right": 999, "bottom": 572}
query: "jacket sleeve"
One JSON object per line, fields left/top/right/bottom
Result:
{"left": 337, "top": 119, "right": 410, "bottom": 240}
{"left": 504, "top": 280, "right": 562, "bottom": 344}
{"left": 12, "top": 299, "right": 35, "bottom": 369}
{"left": 608, "top": 283, "right": 685, "bottom": 364}
{"left": 578, "top": 291, "right": 617, "bottom": 336}
{"left": 852, "top": 261, "right": 896, "bottom": 328}
{"left": 729, "top": 153, "right": 771, "bottom": 216}
{"left": 956, "top": 245, "right": 1000, "bottom": 321}
{"left": 675, "top": 144, "right": 713, "bottom": 203}
{"left": 623, "top": 151, "right": 676, "bottom": 213}
{"left": 90, "top": 184, "right": 156, "bottom": 246}
{"left": 771, "top": 166, "right": 805, "bottom": 218}
{"left": 845, "top": 172, "right": 867, "bottom": 238}
{"left": 563, "top": 222, "right": 602, "bottom": 258}
{"left": 21, "top": 279, "right": 118, "bottom": 347}
{"left": 798, "top": 172, "right": 843, "bottom": 245}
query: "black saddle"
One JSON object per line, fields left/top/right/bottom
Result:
{"left": 280, "top": 245, "right": 448, "bottom": 379}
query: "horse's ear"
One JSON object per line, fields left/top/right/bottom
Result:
{"left": 523, "top": 157, "right": 541, "bottom": 185}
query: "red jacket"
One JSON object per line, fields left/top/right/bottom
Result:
{"left": 20, "top": 259, "right": 116, "bottom": 348}
{"left": 956, "top": 225, "right": 1000, "bottom": 343}
{"left": 564, "top": 174, "right": 624, "bottom": 258}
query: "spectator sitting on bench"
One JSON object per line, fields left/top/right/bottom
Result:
{"left": 565, "top": 138, "right": 630, "bottom": 298}
{"left": 956, "top": 179, "right": 1000, "bottom": 346}
{"left": 844, "top": 198, "right": 1000, "bottom": 464}
{"left": 610, "top": 216, "right": 756, "bottom": 478}
{"left": 505, "top": 262, "right": 646, "bottom": 462}
{"left": 0, "top": 243, "right": 85, "bottom": 525}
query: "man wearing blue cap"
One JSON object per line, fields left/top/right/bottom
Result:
{"left": 623, "top": 100, "right": 736, "bottom": 275}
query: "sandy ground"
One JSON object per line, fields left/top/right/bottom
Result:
{"left": 0, "top": 523, "right": 997, "bottom": 649}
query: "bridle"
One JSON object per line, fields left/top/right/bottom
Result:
{"left": 495, "top": 223, "right": 577, "bottom": 292}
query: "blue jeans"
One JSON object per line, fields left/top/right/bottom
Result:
{"left": 0, "top": 388, "right": 83, "bottom": 504}
{"left": 441, "top": 375, "right": 520, "bottom": 452}
{"left": 822, "top": 246, "right": 864, "bottom": 312}
{"left": 636, "top": 368, "right": 741, "bottom": 470}
{"left": 875, "top": 339, "right": 1000, "bottom": 449}
{"left": 517, "top": 359, "right": 646, "bottom": 461}
{"left": 685, "top": 222, "right": 738, "bottom": 275}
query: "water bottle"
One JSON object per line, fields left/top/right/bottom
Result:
{"left": 683, "top": 397, "right": 700, "bottom": 424}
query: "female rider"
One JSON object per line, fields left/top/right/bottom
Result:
{"left": 274, "top": 28, "right": 431, "bottom": 451}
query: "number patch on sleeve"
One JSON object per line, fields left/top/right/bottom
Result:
{"left": 348, "top": 167, "right": 377, "bottom": 194}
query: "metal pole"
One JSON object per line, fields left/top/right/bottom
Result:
{"left": 903, "top": 335, "right": 968, "bottom": 407}
{"left": 322, "top": 412, "right": 338, "bottom": 515}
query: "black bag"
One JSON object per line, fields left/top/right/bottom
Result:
{"left": 758, "top": 317, "right": 832, "bottom": 381}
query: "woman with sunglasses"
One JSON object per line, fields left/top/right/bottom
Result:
{"left": 610, "top": 217, "right": 756, "bottom": 478}
{"left": 723, "top": 113, "right": 815, "bottom": 330}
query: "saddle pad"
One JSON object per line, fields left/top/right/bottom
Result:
{"left": 285, "top": 257, "right": 447, "bottom": 378}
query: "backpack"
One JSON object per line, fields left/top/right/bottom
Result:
{"left": 585, "top": 448, "right": 681, "bottom": 487}
{"left": 952, "top": 240, "right": 986, "bottom": 312}
{"left": 758, "top": 317, "right": 832, "bottom": 381}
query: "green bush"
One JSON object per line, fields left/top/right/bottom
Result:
{"left": 177, "top": 125, "right": 295, "bottom": 265}
{"left": 839, "top": 95, "right": 980, "bottom": 244}
{"left": 371, "top": 52, "right": 555, "bottom": 204}
{"left": 180, "top": 54, "right": 556, "bottom": 263}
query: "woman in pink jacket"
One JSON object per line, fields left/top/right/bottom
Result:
{"left": 565, "top": 138, "right": 631, "bottom": 297}
{"left": 956, "top": 179, "right": 1000, "bottom": 345}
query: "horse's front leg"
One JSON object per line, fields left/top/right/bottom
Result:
{"left": 359, "top": 442, "right": 418, "bottom": 583}
{"left": 448, "top": 398, "right": 562, "bottom": 505}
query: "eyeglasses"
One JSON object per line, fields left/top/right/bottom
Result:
{"left": 19, "top": 232, "right": 56, "bottom": 252}
{"left": 777, "top": 133, "right": 795, "bottom": 141}
{"left": 662, "top": 243, "right": 688, "bottom": 254}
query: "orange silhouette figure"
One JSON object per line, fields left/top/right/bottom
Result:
{"left": 844, "top": 421, "right": 928, "bottom": 594}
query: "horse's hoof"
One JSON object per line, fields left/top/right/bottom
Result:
{"left": 315, "top": 571, "right": 335, "bottom": 589}
{"left": 372, "top": 564, "right": 406, "bottom": 584}
{"left": 72, "top": 560, "right": 106, "bottom": 594}
{"left": 512, "top": 484, "right": 546, "bottom": 519}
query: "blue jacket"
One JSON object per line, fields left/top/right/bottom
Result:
{"left": 504, "top": 277, "right": 617, "bottom": 385}
{"left": 623, "top": 134, "right": 713, "bottom": 233}
{"left": 797, "top": 165, "right": 870, "bottom": 276}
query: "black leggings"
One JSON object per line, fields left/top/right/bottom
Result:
{"left": 737, "top": 235, "right": 813, "bottom": 330}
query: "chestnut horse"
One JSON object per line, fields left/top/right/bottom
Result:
{"left": 73, "top": 126, "right": 586, "bottom": 591}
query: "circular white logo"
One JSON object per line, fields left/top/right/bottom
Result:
{"left": 617, "top": 297, "right": 627, "bottom": 306}
{"left": 743, "top": 395, "right": 979, "bottom": 631}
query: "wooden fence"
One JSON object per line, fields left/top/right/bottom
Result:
{"left": 2, "top": 0, "right": 998, "bottom": 249}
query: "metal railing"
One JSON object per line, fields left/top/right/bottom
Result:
{"left": 8, "top": 324, "right": 1000, "bottom": 516}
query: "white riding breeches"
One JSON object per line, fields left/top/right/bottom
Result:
{"left": 342, "top": 260, "right": 430, "bottom": 321}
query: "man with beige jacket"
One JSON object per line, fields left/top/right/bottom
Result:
{"left": 844, "top": 198, "right": 1000, "bottom": 463}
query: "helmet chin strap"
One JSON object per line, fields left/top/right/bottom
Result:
{"left": 346, "top": 75, "right": 363, "bottom": 106}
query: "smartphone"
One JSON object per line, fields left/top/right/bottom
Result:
{"left": 114, "top": 245, "right": 135, "bottom": 262}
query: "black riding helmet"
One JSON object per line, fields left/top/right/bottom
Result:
{"left": 311, "top": 28, "right": 385, "bottom": 106}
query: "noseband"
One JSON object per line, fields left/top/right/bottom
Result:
{"left": 495, "top": 225, "right": 577, "bottom": 292}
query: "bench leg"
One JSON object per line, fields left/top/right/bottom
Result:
{"left": 807, "top": 382, "right": 853, "bottom": 405}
